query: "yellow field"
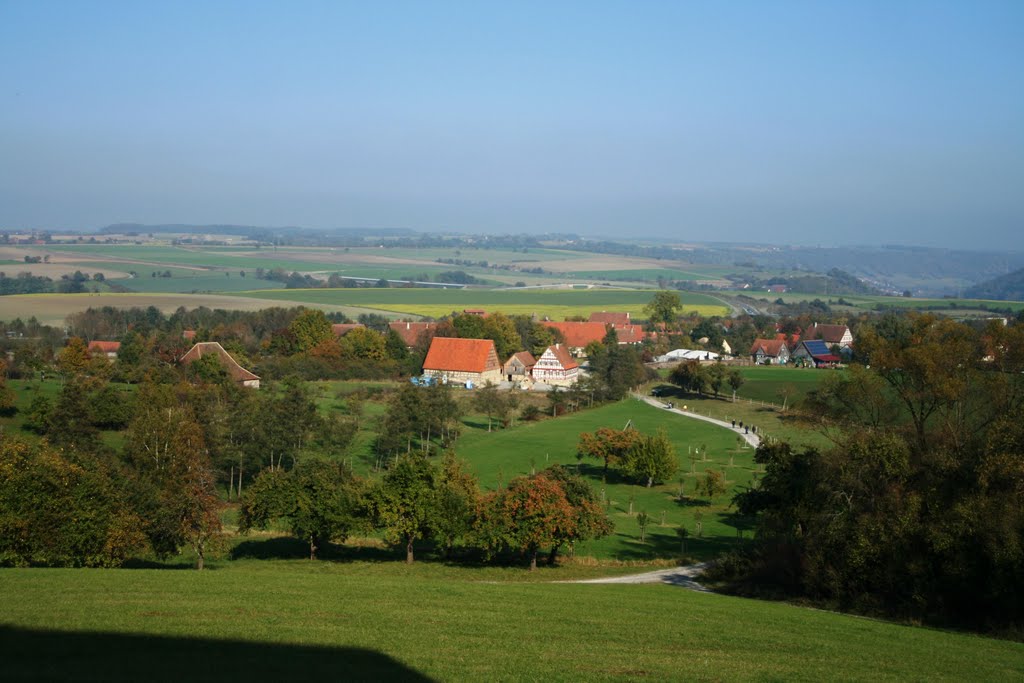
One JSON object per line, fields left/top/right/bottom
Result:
{"left": 376, "top": 303, "right": 727, "bottom": 319}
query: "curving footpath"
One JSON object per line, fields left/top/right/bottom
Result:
{"left": 638, "top": 395, "right": 761, "bottom": 448}
{"left": 564, "top": 562, "right": 712, "bottom": 591}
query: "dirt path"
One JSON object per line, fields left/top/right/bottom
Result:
{"left": 564, "top": 562, "right": 712, "bottom": 591}
{"left": 638, "top": 396, "right": 761, "bottom": 448}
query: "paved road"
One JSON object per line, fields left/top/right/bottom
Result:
{"left": 639, "top": 396, "right": 761, "bottom": 448}
{"left": 564, "top": 562, "right": 712, "bottom": 591}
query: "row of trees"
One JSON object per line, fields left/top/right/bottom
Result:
{"left": 239, "top": 456, "right": 611, "bottom": 570}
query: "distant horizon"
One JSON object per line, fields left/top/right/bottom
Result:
{"left": 4, "top": 221, "right": 1022, "bottom": 257}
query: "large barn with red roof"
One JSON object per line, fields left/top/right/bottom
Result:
{"left": 422, "top": 337, "right": 502, "bottom": 385}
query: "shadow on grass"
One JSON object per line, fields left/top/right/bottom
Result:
{"left": 230, "top": 537, "right": 397, "bottom": 563}
{"left": 120, "top": 558, "right": 200, "bottom": 570}
{"left": 0, "top": 625, "right": 433, "bottom": 682}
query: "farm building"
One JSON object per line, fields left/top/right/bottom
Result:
{"left": 805, "top": 322, "right": 854, "bottom": 349}
{"left": 791, "top": 339, "right": 842, "bottom": 367}
{"left": 388, "top": 321, "right": 437, "bottom": 348}
{"left": 750, "top": 338, "right": 791, "bottom": 365}
{"left": 588, "top": 311, "right": 631, "bottom": 326}
{"left": 87, "top": 340, "right": 120, "bottom": 360}
{"left": 422, "top": 337, "right": 502, "bottom": 385}
{"left": 503, "top": 351, "right": 536, "bottom": 382}
{"left": 331, "top": 323, "right": 366, "bottom": 337}
{"left": 531, "top": 344, "right": 579, "bottom": 386}
{"left": 179, "top": 342, "right": 260, "bottom": 388}
{"left": 542, "top": 321, "right": 646, "bottom": 356}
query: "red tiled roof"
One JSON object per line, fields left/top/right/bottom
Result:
{"left": 543, "top": 344, "right": 578, "bottom": 370}
{"left": 179, "top": 342, "right": 259, "bottom": 383}
{"left": 806, "top": 323, "right": 850, "bottom": 344}
{"left": 589, "top": 311, "right": 631, "bottom": 325}
{"left": 615, "top": 325, "right": 647, "bottom": 344}
{"left": 88, "top": 341, "right": 121, "bottom": 353}
{"left": 542, "top": 321, "right": 608, "bottom": 349}
{"left": 389, "top": 321, "right": 437, "bottom": 347}
{"left": 505, "top": 351, "right": 536, "bottom": 368}
{"left": 182, "top": 330, "right": 196, "bottom": 341}
{"left": 423, "top": 337, "right": 499, "bottom": 373}
{"left": 750, "top": 338, "right": 788, "bottom": 356}
{"left": 331, "top": 323, "right": 366, "bottom": 336}
{"left": 813, "top": 354, "right": 841, "bottom": 362}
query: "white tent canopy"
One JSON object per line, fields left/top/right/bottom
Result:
{"left": 656, "top": 348, "right": 720, "bottom": 363}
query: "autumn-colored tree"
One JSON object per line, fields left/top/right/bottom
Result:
{"left": 541, "top": 465, "right": 612, "bottom": 564}
{"left": 57, "top": 336, "right": 91, "bottom": 378}
{"left": 577, "top": 427, "right": 644, "bottom": 476}
{"left": 0, "top": 359, "right": 15, "bottom": 413}
{"left": 695, "top": 469, "right": 728, "bottom": 499}
{"left": 475, "top": 473, "right": 577, "bottom": 571}
{"left": 481, "top": 312, "right": 523, "bottom": 360}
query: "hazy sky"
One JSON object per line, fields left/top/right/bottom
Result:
{"left": 1, "top": 1, "right": 1022, "bottom": 248}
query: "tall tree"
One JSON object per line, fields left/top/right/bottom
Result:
{"left": 644, "top": 290, "right": 683, "bottom": 326}
{"left": 370, "top": 455, "right": 438, "bottom": 563}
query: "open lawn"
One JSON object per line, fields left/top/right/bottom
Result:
{"left": 1, "top": 562, "right": 1020, "bottom": 681}
{"left": 226, "top": 287, "right": 730, "bottom": 318}
{"left": 730, "top": 365, "right": 829, "bottom": 404}
{"left": 454, "top": 400, "right": 758, "bottom": 561}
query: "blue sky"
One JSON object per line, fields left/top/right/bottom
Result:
{"left": 1, "top": 1, "right": 1021, "bottom": 248}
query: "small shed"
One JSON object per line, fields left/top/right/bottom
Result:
{"left": 503, "top": 351, "right": 536, "bottom": 382}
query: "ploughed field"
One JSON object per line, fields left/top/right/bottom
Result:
{"left": 1, "top": 562, "right": 1021, "bottom": 682}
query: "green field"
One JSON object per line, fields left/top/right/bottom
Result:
{"left": 725, "top": 290, "right": 1024, "bottom": 313}
{"left": 731, "top": 365, "right": 829, "bottom": 404}
{"left": 560, "top": 267, "right": 723, "bottom": 282}
{"left": 226, "top": 287, "right": 730, "bottom": 318}
{"left": 1, "top": 562, "right": 1021, "bottom": 681}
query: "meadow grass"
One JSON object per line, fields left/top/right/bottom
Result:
{"left": 1, "top": 561, "right": 1021, "bottom": 682}
{"left": 730, "top": 365, "right": 828, "bottom": 404}
{"left": 453, "top": 400, "right": 758, "bottom": 561}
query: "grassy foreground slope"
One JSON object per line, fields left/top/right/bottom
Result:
{"left": 1, "top": 562, "right": 1021, "bottom": 682}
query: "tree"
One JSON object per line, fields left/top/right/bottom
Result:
{"left": 776, "top": 383, "right": 798, "bottom": 411}
{"left": 622, "top": 430, "right": 678, "bottom": 487}
{"left": 644, "top": 290, "right": 683, "bottom": 326}
{"left": 370, "top": 455, "right": 437, "bottom": 563}
{"left": 670, "top": 360, "right": 708, "bottom": 396}
{"left": 677, "top": 526, "right": 689, "bottom": 555}
{"left": 636, "top": 511, "right": 650, "bottom": 543}
{"left": 577, "top": 427, "right": 643, "bottom": 477}
{"left": 475, "top": 473, "right": 577, "bottom": 571}
{"left": 239, "top": 460, "right": 363, "bottom": 560}
{"left": 0, "top": 359, "right": 15, "bottom": 413}
{"left": 695, "top": 469, "right": 728, "bottom": 499}
{"left": 708, "top": 362, "right": 726, "bottom": 398}
{"left": 339, "top": 327, "right": 389, "bottom": 361}
{"left": 0, "top": 437, "right": 147, "bottom": 567}
{"left": 727, "top": 370, "right": 745, "bottom": 402}
{"left": 474, "top": 382, "right": 513, "bottom": 432}
{"left": 57, "top": 336, "right": 91, "bottom": 379}
{"left": 288, "top": 309, "right": 332, "bottom": 353}
{"left": 542, "top": 465, "right": 612, "bottom": 563}
{"left": 430, "top": 453, "right": 480, "bottom": 557}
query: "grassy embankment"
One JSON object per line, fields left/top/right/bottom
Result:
{"left": 1, "top": 562, "right": 1022, "bottom": 682}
